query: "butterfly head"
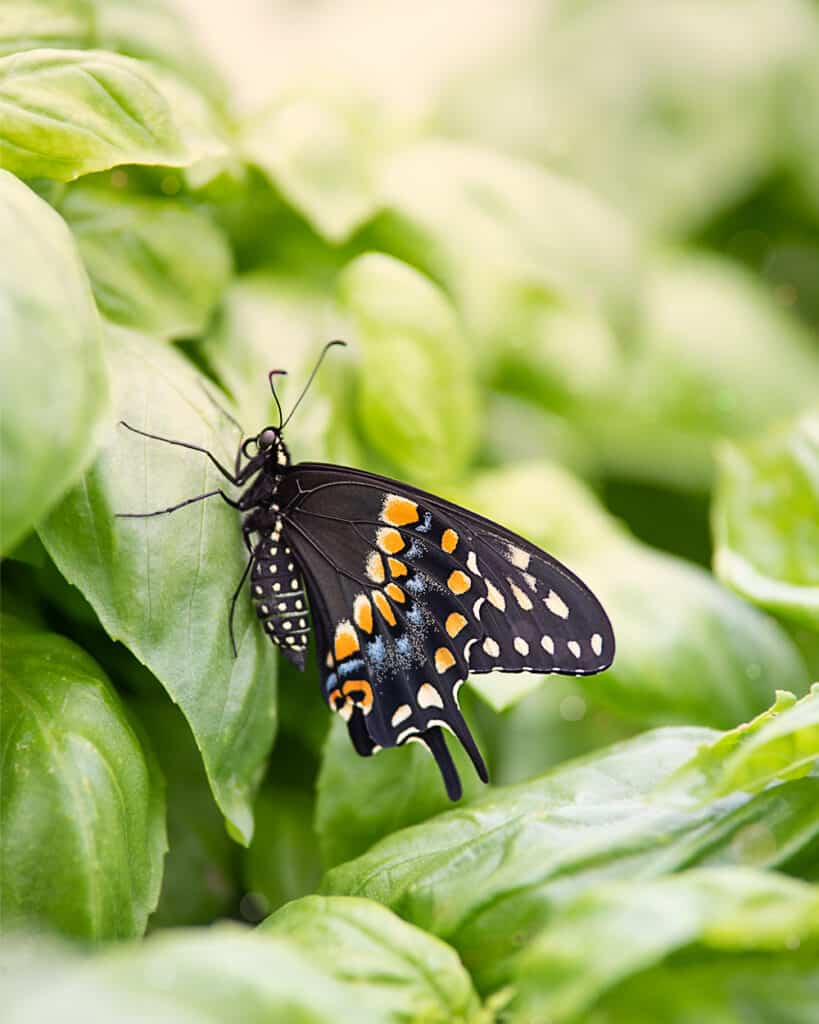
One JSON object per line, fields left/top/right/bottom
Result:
{"left": 256, "top": 425, "right": 290, "bottom": 469}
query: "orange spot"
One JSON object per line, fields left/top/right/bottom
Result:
{"left": 353, "top": 594, "right": 373, "bottom": 633}
{"left": 334, "top": 620, "right": 359, "bottom": 661}
{"left": 385, "top": 582, "right": 406, "bottom": 604}
{"left": 372, "top": 590, "right": 397, "bottom": 626}
{"left": 441, "top": 528, "right": 458, "bottom": 553}
{"left": 434, "top": 647, "right": 456, "bottom": 673}
{"left": 446, "top": 612, "right": 467, "bottom": 638}
{"left": 388, "top": 557, "right": 407, "bottom": 578}
{"left": 382, "top": 495, "right": 419, "bottom": 526}
{"left": 447, "top": 570, "right": 471, "bottom": 595}
{"left": 328, "top": 687, "right": 343, "bottom": 709}
{"left": 366, "top": 551, "right": 385, "bottom": 583}
{"left": 343, "top": 679, "right": 373, "bottom": 713}
{"left": 376, "top": 527, "right": 405, "bottom": 554}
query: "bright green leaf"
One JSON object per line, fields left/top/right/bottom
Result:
{"left": 714, "top": 410, "right": 819, "bottom": 629}
{"left": 1, "top": 926, "right": 383, "bottom": 1024}
{"left": 0, "top": 615, "right": 166, "bottom": 939}
{"left": 263, "top": 895, "right": 483, "bottom": 1024}
{"left": 38, "top": 324, "right": 277, "bottom": 843}
{"left": 60, "top": 182, "right": 232, "bottom": 339}
{"left": 316, "top": 713, "right": 484, "bottom": 869}
{"left": 0, "top": 170, "right": 108, "bottom": 554}
{"left": 0, "top": 48, "right": 219, "bottom": 181}
{"left": 666, "top": 685, "right": 819, "bottom": 801}
{"left": 338, "top": 252, "right": 479, "bottom": 486}
{"left": 323, "top": 723, "right": 819, "bottom": 992}
{"left": 512, "top": 868, "right": 819, "bottom": 1024}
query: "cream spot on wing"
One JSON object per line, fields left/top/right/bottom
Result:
{"left": 486, "top": 579, "right": 506, "bottom": 611}
{"left": 338, "top": 702, "right": 353, "bottom": 722}
{"left": 541, "top": 634, "right": 555, "bottom": 654}
{"left": 591, "top": 633, "right": 603, "bottom": 656}
{"left": 434, "top": 647, "right": 456, "bottom": 673}
{"left": 483, "top": 637, "right": 500, "bottom": 657}
{"left": 464, "top": 638, "right": 477, "bottom": 660}
{"left": 466, "top": 551, "right": 480, "bottom": 575}
{"left": 366, "top": 551, "right": 386, "bottom": 583}
{"left": 396, "top": 725, "right": 420, "bottom": 744}
{"left": 509, "top": 580, "right": 533, "bottom": 611}
{"left": 473, "top": 596, "right": 485, "bottom": 619}
{"left": 545, "top": 590, "right": 569, "bottom": 618}
{"left": 391, "top": 704, "right": 412, "bottom": 727}
{"left": 514, "top": 637, "right": 529, "bottom": 656}
{"left": 418, "top": 682, "right": 444, "bottom": 709}
{"left": 523, "top": 572, "right": 538, "bottom": 592}
{"left": 507, "top": 544, "right": 530, "bottom": 571}
{"left": 453, "top": 680, "right": 464, "bottom": 709}
{"left": 568, "top": 640, "right": 581, "bottom": 658}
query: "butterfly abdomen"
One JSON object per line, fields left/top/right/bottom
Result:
{"left": 249, "top": 517, "right": 309, "bottom": 668}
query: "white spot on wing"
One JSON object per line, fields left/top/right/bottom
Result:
{"left": 541, "top": 634, "right": 555, "bottom": 654}
{"left": 473, "top": 596, "right": 485, "bottom": 619}
{"left": 507, "top": 544, "right": 530, "bottom": 571}
{"left": 545, "top": 590, "right": 569, "bottom": 619}
{"left": 485, "top": 580, "right": 506, "bottom": 611}
{"left": 418, "top": 683, "right": 444, "bottom": 709}
{"left": 483, "top": 637, "right": 500, "bottom": 657}
{"left": 514, "top": 637, "right": 529, "bottom": 656}
{"left": 391, "top": 704, "right": 412, "bottom": 727}
{"left": 466, "top": 551, "right": 480, "bottom": 575}
{"left": 591, "top": 633, "right": 603, "bottom": 656}
{"left": 568, "top": 640, "right": 581, "bottom": 658}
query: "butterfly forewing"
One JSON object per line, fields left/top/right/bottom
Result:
{"left": 276, "top": 463, "right": 614, "bottom": 798}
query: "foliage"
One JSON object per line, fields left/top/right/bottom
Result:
{"left": 2, "top": 1, "right": 819, "bottom": 1020}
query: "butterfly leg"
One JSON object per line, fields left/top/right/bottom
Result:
{"left": 117, "top": 489, "right": 240, "bottom": 519}
{"left": 119, "top": 421, "right": 240, "bottom": 485}
{"left": 228, "top": 551, "right": 255, "bottom": 657}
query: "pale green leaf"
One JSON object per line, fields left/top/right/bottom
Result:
{"left": 714, "top": 410, "right": 819, "bottom": 629}
{"left": 263, "top": 895, "right": 483, "bottom": 1024}
{"left": 0, "top": 48, "right": 218, "bottom": 180}
{"left": 512, "top": 868, "right": 819, "bottom": 1023}
{"left": 60, "top": 182, "right": 232, "bottom": 339}
{"left": 0, "top": 615, "right": 166, "bottom": 939}
{"left": 0, "top": 0, "right": 94, "bottom": 55}
{"left": 338, "top": 252, "right": 479, "bottom": 486}
{"left": 0, "top": 170, "right": 108, "bottom": 554}
{"left": 38, "top": 324, "right": 277, "bottom": 843}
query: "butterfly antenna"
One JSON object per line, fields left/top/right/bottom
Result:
{"left": 281, "top": 339, "right": 346, "bottom": 429}
{"left": 268, "top": 370, "right": 287, "bottom": 428}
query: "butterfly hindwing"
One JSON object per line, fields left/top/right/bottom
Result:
{"left": 276, "top": 463, "right": 614, "bottom": 799}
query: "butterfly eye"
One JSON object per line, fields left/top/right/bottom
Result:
{"left": 258, "top": 428, "right": 278, "bottom": 449}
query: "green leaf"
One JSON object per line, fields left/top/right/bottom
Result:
{"left": 588, "top": 254, "right": 819, "bottom": 490}
{"left": 369, "top": 140, "right": 639, "bottom": 363}
{"left": 1, "top": 926, "right": 384, "bottom": 1024}
{"left": 512, "top": 867, "right": 819, "bottom": 1024}
{"left": 60, "top": 182, "right": 232, "bottom": 339}
{"left": 0, "top": 615, "right": 166, "bottom": 939}
{"left": 0, "top": 170, "right": 108, "bottom": 554}
{"left": 714, "top": 410, "right": 819, "bottom": 629}
{"left": 243, "top": 90, "right": 415, "bottom": 243}
{"left": 338, "top": 253, "right": 479, "bottom": 486}
{"left": 262, "top": 895, "right": 483, "bottom": 1024}
{"left": 242, "top": 786, "right": 321, "bottom": 916}
{"left": 38, "top": 324, "right": 278, "bottom": 843}
{"left": 133, "top": 696, "right": 240, "bottom": 928}
{"left": 323, "top": 723, "right": 819, "bottom": 992}
{"left": 0, "top": 0, "right": 94, "bottom": 55}
{"left": 316, "top": 712, "right": 485, "bottom": 869}
{"left": 0, "top": 48, "right": 221, "bottom": 181}
{"left": 666, "top": 685, "right": 819, "bottom": 801}
{"left": 459, "top": 462, "right": 806, "bottom": 723}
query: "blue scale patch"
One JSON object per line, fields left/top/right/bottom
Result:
{"left": 337, "top": 656, "right": 366, "bottom": 679}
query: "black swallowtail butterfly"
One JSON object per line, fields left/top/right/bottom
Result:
{"left": 119, "top": 342, "right": 614, "bottom": 799}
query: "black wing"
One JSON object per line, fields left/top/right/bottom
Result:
{"left": 276, "top": 463, "right": 614, "bottom": 799}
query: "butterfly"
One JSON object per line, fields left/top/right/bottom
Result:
{"left": 119, "top": 341, "right": 614, "bottom": 800}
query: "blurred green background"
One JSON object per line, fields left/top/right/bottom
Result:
{"left": 2, "top": 1, "right": 819, "bottom": 1020}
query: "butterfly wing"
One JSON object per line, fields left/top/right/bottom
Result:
{"left": 276, "top": 463, "right": 614, "bottom": 799}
